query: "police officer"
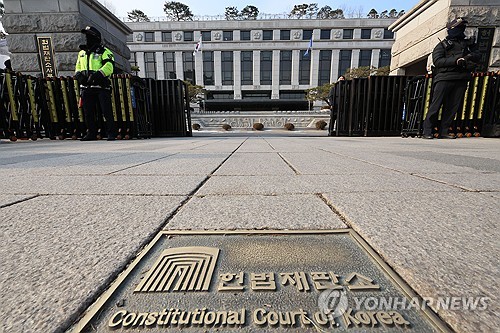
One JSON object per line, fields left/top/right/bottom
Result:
{"left": 75, "top": 26, "right": 116, "bottom": 141}
{"left": 422, "top": 18, "right": 480, "bottom": 139}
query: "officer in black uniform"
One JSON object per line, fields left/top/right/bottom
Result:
{"left": 422, "top": 18, "right": 480, "bottom": 139}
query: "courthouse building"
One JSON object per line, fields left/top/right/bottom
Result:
{"left": 126, "top": 18, "right": 396, "bottom": 110}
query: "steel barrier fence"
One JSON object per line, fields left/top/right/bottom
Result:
{"left": 329, "top": 73, "right": 500, "bottom": 138}
{"left": 0, "top": 72, "right": 191, "bottom": 141}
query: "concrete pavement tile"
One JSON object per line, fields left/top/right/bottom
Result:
{"left": 115, "top": 153, "right": 230, "bottom": 175}
{"left": 0, "top": 195, "right": 36, "bottom": 208}
{"left": 215, "top": 153, "right": 296, "bottom": 175}
{"left": 166, "top": 194, "right": 347, "bottom": 230}
{"left": 415, "top": 172, "right": 500, "bottom": 192}
{"left": 323, "top": 191, "right": 499, "bottom": 333}
{"left": 0, "top": 175, "right": 206, "bottom": 195}
{"left": 0, "top": 194, "right": 185, "bottom": 333}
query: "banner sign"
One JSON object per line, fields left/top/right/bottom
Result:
{"left": 36, "top": 36, "right": 58, "bottom": 78}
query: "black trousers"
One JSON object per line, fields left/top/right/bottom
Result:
{"left": 82, "top": 89, "right": 116, "bottom": 137}
{"left": 423, "top": 80, "right": 468, "bottom": 136}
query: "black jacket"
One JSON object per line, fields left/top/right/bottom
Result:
{"left": 432, "top": 37, "right": 480, "bottom": 83}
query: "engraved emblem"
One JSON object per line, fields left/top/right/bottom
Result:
{"left": 293, "top": 31, "right": 302, "bottom": 39}
{"left": 135, "top": 33, "right": 143, "bottom": 41}
{"left": 214, "top": 32, "right": 222, "bottom": 40}
{"left": 374, "top": 30, "right": 383, "bottom": 38}
{"left": 253, "top": 31, "right": 261, "bottom": 40}
{"left": 175, "top": 32, "right": 182, "bottom": 41}
{"left": 333, "top": 30, "right": 342, "bottom": 39}
{"left": 135, "top": 247, "right": 220, "bottom": 292}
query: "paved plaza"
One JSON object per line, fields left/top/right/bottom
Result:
{"left": 0, "top": 134, "right": 498, "bottom": 332}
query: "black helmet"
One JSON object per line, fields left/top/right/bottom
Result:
{"left": 81, "top": 26, "right": 101, "bottom": 40}
{"left": 446, "top": 17, "right": 467, "bottom": 30}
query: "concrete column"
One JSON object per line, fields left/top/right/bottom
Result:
{"left": 272, "top": 50, "right": 280, "bottom": 99}
{"left": 156, "top": 52, "right": 165, "bottom": 80}
{"left": 136, "top": 52, "right": 145, "bottom": 78}
{"left": 351, "top": 49, "right": 360, "bottom": 69}
{"left": 233, "top": 51, "right": 242, "bottom": 99}
{"left": 310, "top": 49, "right": 320, "bottom": 87}
{"left": 175, "top": 51, "right": 184, "bottom": 80}
{"left": 195, "top": 52, "right": 203, "bottom": 85}
{"left": 291, "top": 49, "right": 300, "bottom": 86}
{"left": 214, "top": 51, "right": 222, "bottom": 87}
{"left": 331, "top": 49, "right": 340, "bottom": 83}
{"left": 371, "top": 49, "right": 381, "bottom": 68}
{"left": 253, "top": 51, "right": 260, "bottom": 86}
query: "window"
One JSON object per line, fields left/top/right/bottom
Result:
{"left": 240, "top": 30, "right": 251, "bottom": 41}
{"left": 320, "top": 29, "right": 331, "bottom": 40}
{"left": 183, "top": 52, "right": 195, "bottom": 84}
{"left": 361, "top": 29, "right": 371, "bottom": 39}
{"left": 201, "top": 31, "right": 211, "bottom": 41}
{"left": 280, "top": 51, "right": 292, "bottom": 85}
{"left": 221, "top": 51, "right": 234, "bottom": 85}
{"left": 280, "top": 91, "right": 306, "bottom": 100}
{"left": 280, "top": 30, "right": 290, "bottom": 40}
{"left": 163, "top": 52, "right": 176, "bottom": 79}
{"left": 359, "top": 50, "right": 372, "bottom": 67}
{"left": 384, "top": 29, "right": 394, "bottom": 39}
{"left": 129, "top": 52, "right": 137, "bottom": 69}
{"left": 242, "top": 91, "right": 271, "bottom": 100}
{"left": 343, "top": 29, "right": 353, "bottom": 39}
{"left": 318, "top": 50, "right": 332, "bottom": 86}
{"left": 209, "top": 91, "right": 234, "bottom": 100}
{"left": 184, "top": 31, "right": 194, "bottom": 42}
{"left": 162, "top": 31, "right": 172, "bottom": 42}
{"left": 303, "top": 30, "right": 313, "bottom": 40}
{"left": 223, "top": 31, "right": 233, "bottom": 41}
{"left": 260, "top": 51, "right": 272, "bottom": 85}
{"left": 144, "top": 32, "right": 155, "bottom": 42}
{"left": 379, "top": 49, "right": 391, "bottom": 67}
{"left": 299, "top": 50, "right": 311, "bottom": 85}
{"left": 241, "top": 51, "right": 253, "bottom": 85}
{"left": 144, "top": 52, "right": 156, "bottom": 79}
{"left": 339, "top": 50, "right": 352, "bottom": 77}
{"left": 263, "top": 30, "right": 273, "bottom": 40}
{"left": 203, "top": 51, "right": 214, "bottom": 85}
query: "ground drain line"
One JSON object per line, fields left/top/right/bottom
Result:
{"left": 278, "top": 152, "right": 300, "bottom": 175}
{"left": 0, "top": 195, "right": 39, "bottom": 209}
{"left": 107, "top": 152, "right": 180, "bottom": 175}
{"left": 65, "top": 139, "right": 248, "bottom": 333}
{"left": 317, "top": 193, "right": 351, "bottom": 227}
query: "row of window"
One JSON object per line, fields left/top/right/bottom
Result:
{"left": 136, "top": 50, "right": 391, "bottom": 86}
{"left": 135, "top": 28, "right": 394, "bottom": 43}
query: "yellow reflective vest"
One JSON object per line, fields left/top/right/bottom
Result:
{"left": 75, "top": 45, "right": 114, "bottom": 78}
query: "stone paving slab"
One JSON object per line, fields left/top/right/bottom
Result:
{"left": 280, "top": 152, "right": 396, "bottom": 174}
{"left": 197, "top": 173, "right": 460, "bottom": 195}
{"left": 0, "top": 194, "right": 185, "bottom": 333}
{"left": 166, "top": 194, "right": 347, "bottom": 230}
{"left": 215, "top": 153, "right": 296, "bottom": 176}
{"left": 322, "top": 191, "right": 499, "bottom": 333}
{"left": 235, "top": 138, "right": 275, "bottom": 152}
{"left": 0, "top": 175, "right": 206, "bottom": 196}
{"left": 0, "top": 194, "right": 36, "bottom": 208}
{"left": 114, "top": 153, "right": 230, "bottom": 175}
{"left": 415, "top": 172, "right": 500, "bottom": 192}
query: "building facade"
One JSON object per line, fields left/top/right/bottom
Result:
{"left": 389, "top": 0, "right": 500, "bottom": 75}
{"left": 3, "top": 0, "right": 132, "bottom": 76}
{"left": 126, "top": 18, "right": 396, "bottom": 110}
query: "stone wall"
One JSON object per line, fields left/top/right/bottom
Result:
{"left": 3, "top": 0, "right": 131, "bottom": 76}
{"left": 389, "top": 0, "right": 500, "bottom": 74}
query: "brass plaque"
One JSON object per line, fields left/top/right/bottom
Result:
{"left": 71, "top": 230, "right": 450, "bottom": 332}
